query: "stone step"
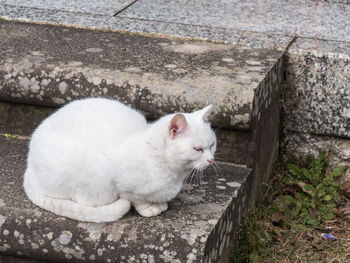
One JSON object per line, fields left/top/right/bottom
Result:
{"left": 282, "top": 37, "right": 350, "bottom": 176}
{"left": 0, "top": 20, "right": 283, "bottom": 132}
{"left": 284, "top": 37, "right": 350, "bottom": 139}
{"left": 0, "top": 0, "right": 136, "bottom": 16}
{"left": 0, "top": 0, "right": 293, "bottom": 50}
{"left": 0, "top": 135, "right": 252, "bottom": 263}
{"left": 0, "top": 20, "right": 283, "bottom": 170}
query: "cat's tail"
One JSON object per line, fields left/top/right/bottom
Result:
{"left": 23, "top": 172, "right": 131, "bottom": 223}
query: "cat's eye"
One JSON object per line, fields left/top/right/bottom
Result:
{"left": 210, "top": 143, "right": 215, "bottom": 149}
{"left": 193, "top": 147, "right": 204, "bottom": 152}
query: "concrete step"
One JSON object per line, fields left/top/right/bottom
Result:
{"left": 0, "top": 135, "right": 251, "bottom": 263}
{"left": 0, "top": 0, "right": 293, "bottom": 50}
{"left": 0, "top": 0, "right": 136, "bottom": 16}
{"left": 118, "top": 0, "right": 350, "bottom": 43}
{"left": 0, "top": 20, "right": 283, "bottom": 167}
{"left": 284, "top": 37, "right": 350, "bottom": 139}
{"left": 282, "top": 37, "right": 350, "bottom": 178}
{"left": 0, "top": 20, "right": 283, "bottom": 132}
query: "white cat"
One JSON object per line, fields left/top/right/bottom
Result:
{"left": 23, "top": 98, "right": 216, "bottom": 222}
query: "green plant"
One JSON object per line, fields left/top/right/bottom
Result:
{"left": 276, "top": 152, "right": 347, "bottom": 228}
{"left": 232, "top": 151, "right": 348, "bottom": 262}
{"left": 232, "top": 174, "right": 285, "bottom": 263}
{"left": 1, "top": 133, "right": 17, "bottom": 138}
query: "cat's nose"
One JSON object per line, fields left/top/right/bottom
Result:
{"left": 207, "top": 158, "right": 214, "bottom": 163}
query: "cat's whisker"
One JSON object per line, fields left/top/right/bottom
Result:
{"left": 182, "top": 168, "right": 195, "bottom": 193}
{"left": 185, "top": 168, "right": 195, "bottom": 181}
{"left": 193, "top": 165, "right": 205, "bottom": 186}
{"left": 194, "top": 166, "right": 200, "bottom": 186}
{"left": 198, "top": 168, "right": 204, "bottom": 186}
{"left": 199, "top": 169, "right": 204, "bottom": 186}
{"left": 184, "top": 168, "right": 196, "bottom": 185}
{"left": 211, "top": 163, "right": 219, "bottom": 177}
{"left": 212, "top": 162, "right": 224, "bottom": 178}
{"left": 194, "top": 168, "right": 200, "bottom": 184}
{"left": 189, "top": 167, "right": 198, "bottom": 185}
{"left": 195, "top": 171, "right": 199, "bottom": 186}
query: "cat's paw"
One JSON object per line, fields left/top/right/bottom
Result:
{"left": 158, "top": 202, "right": 168, "bottom": 212}
{"left": 135, "top": 203, "right": 167, "bottom": 217}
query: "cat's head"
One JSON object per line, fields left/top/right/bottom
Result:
{"left": 164, "top": 105, "right": 217, "bottom": 174}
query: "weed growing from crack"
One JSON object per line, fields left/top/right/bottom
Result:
{"left": 232, "top": 152, "right": 348, "bottom": 263}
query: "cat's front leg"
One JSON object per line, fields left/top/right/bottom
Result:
{"left": 134, "top": 202, "right": 168, "bottom": 217}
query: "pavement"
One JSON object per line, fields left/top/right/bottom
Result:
{"left": 0, "top": 0, "right": 349, "bottom": 47}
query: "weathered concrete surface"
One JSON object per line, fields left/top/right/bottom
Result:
{"left": 0, "top": 135, "right": 251, "bottom": 262}
{"left": 0, "top": 0, "right": 136, "bottom": 15}
{"left": 314, "top": 0, "right": 350, "bottom": 3}
{"left": 0, "top": 102, "right": 55, "bottom": 136}
{"left": 283, "top": 39, "right": 349, "bottom": 176}
{"left": 0, "top": 21, "right": 284, "bottom": 131}
{"left": 0, "top": 61, "right": 283, "bottom": 168}
{"left": 0, "top": 3, "right": 293, "bottom": 50}
{"left": 285, "top": 37, "right": 350, "bottom": 139}
{"left": 120, "top": 0, "right": 350, "bottom": 42}
{"left": 283, "top": 131, "right": 350, "bottom": 183}
{"left": 247, "top": 56, "right": 283, "bottom": 205}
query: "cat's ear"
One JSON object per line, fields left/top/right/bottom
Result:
{"left": 169, "top": 113, "right": 187, "bottom": 138}
{"left": 197, "top": 105, "right": 213, "bottom": 123}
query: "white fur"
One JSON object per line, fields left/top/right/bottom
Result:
{"left": 23, "top": 98, "right": 216, "bottom": 222}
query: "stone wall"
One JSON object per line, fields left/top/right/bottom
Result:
{"left": 284, "top": 38, "right": 349, "bottom": 138}
{"left": 283, "top": 37, "right": 349, "bottom": 177}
